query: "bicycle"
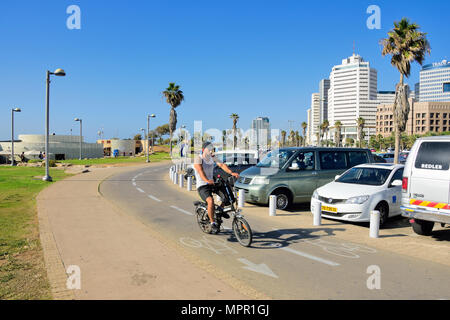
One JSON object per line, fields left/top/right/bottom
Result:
{"left": 193, "top": 175, "right": 253, "bottom": 247}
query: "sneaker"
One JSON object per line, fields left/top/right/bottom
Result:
{"left": 210, "top": 222, "right": 219, "bottom": 232}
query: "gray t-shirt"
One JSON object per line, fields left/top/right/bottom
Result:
{"left": 194, "top": 154, "right": 221, "bottom": 188}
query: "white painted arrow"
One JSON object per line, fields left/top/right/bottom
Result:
{"left": 237, "top": 258, "right": 278, "bottom": 278}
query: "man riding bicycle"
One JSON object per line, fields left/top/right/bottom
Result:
{"left": 194, "top": 142, "right": 239, "bottom": 232}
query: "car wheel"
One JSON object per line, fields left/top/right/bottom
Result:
{"left": 273, "top": 190, "right": 291, "bottom": 210}
{"left": 375, "top": 202, "right": 389, "bottom": 226}
{"left": 411, "top": 219, "right": 434, "bottom": 236}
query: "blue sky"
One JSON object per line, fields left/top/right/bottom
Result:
{"left": 1, "top": 0, "right": 449, "bottom": 142}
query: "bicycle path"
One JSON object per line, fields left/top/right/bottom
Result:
{"left": 99, "top": 163, "right": 450, "bottom": 299}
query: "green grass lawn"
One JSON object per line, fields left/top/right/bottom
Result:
{"left": 0, "top": 166, "right": 70, "bottom": 299}
{"left": 58, "top": 152, "right": 171, "bottom": 165}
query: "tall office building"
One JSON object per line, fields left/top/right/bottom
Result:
{"left": 319, "top": 79, "right": 330, "bottom": 123}
{"left": 415, "top": 83, "right": 420, "bottom": 102}
{"left": 328, "top": 53, "right": 378, "bottom": 141}
{"left": 377, "top": 91, "right": 396, "bottom": 105}
{"left": 306, "top": 108, "right": 312, "bottom": 145}
{"left": 310, "top": 93, "right": 321, "bottom": 145}
{"left": 417, "top": 60, "right": 450, "bottom": 102}
{"left": 251, "top": 117, "right": 270, "bottom": 150}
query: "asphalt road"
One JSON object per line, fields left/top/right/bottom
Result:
{"left": 99, "top": 162, "right": 450, "bottom": 299}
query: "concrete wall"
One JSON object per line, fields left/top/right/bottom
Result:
{"left": 0, "top": 134, "right": 103, "bottom": 160}
{"left": 110, "top": 139, "right": 136, "bottom": 156}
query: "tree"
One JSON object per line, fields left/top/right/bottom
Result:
{"left": 162, "top": 82, "right": 185, "bottom": 156}
{"left": 230, "top": 113, "right": 239, "bottom": 150}
{"left": 289, "top": 130, "right": 295, "bottom": 146}
{"left": 222, "top": 130, "right": 227, "bottom": 149}
{"left": 345, "top": 137, "right": 355, "bottom": 147}
{"left": 301, "top": 122, "right": 308, "bottom": 146}
{"left": 133, "top": 134, "right": 142, "bottom": 140}
{"left": 381, "top": 18, "right": 430, "bottom": 163}
{"left": 322, "top": 120, "right": 330, "bottom": 146}
{"left": 334, "top": 121, "right": 342, "bottom": 147}
{"left": 295, "top": 131, "right": 301, "bottom": 147}
{"left": 356, "top": 117, "right": 365, "bottom": 148}
{"left": 281, "top": 130, "right": 287, "bottom": 147}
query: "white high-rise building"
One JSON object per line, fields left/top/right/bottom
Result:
{"left": 310, "top": 93, "right": 320, "bottom": 145}
{"left": 306, "top": 108, "right": 311, "bottom": 145}
{"left": 251, "top": 117, "right": 270, "bottom": 150}
{"left": 328, "top": 54, "right": 378, "bottom": 142}
{"left": 377, "top": 91, "right": 396, "bottom": 105}
{"left": 417, "top": 60, "right": 450, "bottom": 102}
{"left": 319, "top": 79, "right": 330, "bottom": 123}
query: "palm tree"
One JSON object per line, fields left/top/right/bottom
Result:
{"left": 356, "top": 117, "right": 365, "bottom": 148}
{"left": 230, "top": 113, "right": 239, "bottom": 150}
{"left": 381, "top": 18, "right": 430, "bottom": 163}
{"left": 295, "top": 131, "right": 301, "bottom": 147}
{"left": 222, "top": 130, "right": 227, "bottom": 149}
{"left": 162, "top": 82, "right": 185, "bottom": 156}
{"left": 334, "top": 121, "right": 342, "bottom": 147}
{"left": 322, "top": 120, "right": 330, "bottom": 146}
{"left": 301, "top": 122, "right": 308, "bottom": 146}
{"left": 316, "top": 125, "right": 321, "bottom": 146}
{"left": 281, "top": 130, "right": 287, "bottom": 147}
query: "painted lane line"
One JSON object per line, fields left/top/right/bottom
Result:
{"left": 132, "top": 182, "right": 137, "bottom": 186}
{"left": 136, "top": 188, "right": 145, "bottom": 193}
{"left": 170, "top": 205, "right": 194, "bottom": 216}
{"left": 280, "top": 247, "right": 340, "bottom": 267}
{"left": 148, "top": 195, "right": 162, "bottom": 202}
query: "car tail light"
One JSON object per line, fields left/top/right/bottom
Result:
{"left": 402, "top": 177, "right": 408, "bottom": 192}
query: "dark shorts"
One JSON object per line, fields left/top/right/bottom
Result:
{"left": 197, "top": 185, "right": 214, "bottom": 202}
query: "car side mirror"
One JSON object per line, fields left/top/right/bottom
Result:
{"left": 288, "top": 162, "right": 300, "bottom": 171}
{"left": 391, "top": 179, "right": 402, "bottom": 187}
{"left": 335, "top": 175, "right": 340, "bottom": 181}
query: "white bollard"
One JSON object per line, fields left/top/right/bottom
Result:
{"left": 238, "top": 189, "right": 245, "bottom": 208}
{"left": 187, "top": 176, "right": 192, "bottom": 191}
{"left": 370, "top": 210, "right": 380, "bottom": 238}
{"left": 173, "top": 172, "right": 178, "bottom": 185}
{"left": 313, "top": 202, "right": 322, "bottom": 226}
{"left": 269, "top": 195, "right": 277, "bottom": 216}
{"left": 179, "top": 173, "right": 184, "bottom": 188}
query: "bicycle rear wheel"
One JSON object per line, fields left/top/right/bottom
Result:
{"left": 232, "top": 217, "right": 252, "bottom": 247}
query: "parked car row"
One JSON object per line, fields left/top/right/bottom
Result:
{"left": 182, "top": 141, "right": 449, "bottom": 236}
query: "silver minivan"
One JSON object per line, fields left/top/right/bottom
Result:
{"left": 400, "top": 136, "right": 450, "bottom": 235}
{"left": 234, "top": 147, "right": 375, "bottom": 210}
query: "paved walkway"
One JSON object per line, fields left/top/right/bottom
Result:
{"left": 37, "top": 163, "right": 247, "bottom": 300}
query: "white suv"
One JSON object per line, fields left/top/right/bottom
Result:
{"left": 400, "top": 136, "right": 450, "bottom": 235}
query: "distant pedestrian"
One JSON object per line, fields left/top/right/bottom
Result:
{"left": 20, "top": 152, "right": 25, "bottom": 163}
{"left": 39, "top": 151, "right": 43, "bottom": 160}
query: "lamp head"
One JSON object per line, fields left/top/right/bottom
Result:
{"left": 74, "top": 118, "right": 81, "bottom": 122}
{"left": 13, "top": 108, "right": 21, "bottom": 112}
{"left": 150, "top": 114, "right": 156, "bottom": 118}
{"left": 53, "top": 68, "right": 66, "bottom": 76}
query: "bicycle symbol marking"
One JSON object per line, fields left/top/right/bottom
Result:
{"left": 180, "top": 236, "right": 238, "bottom": 255}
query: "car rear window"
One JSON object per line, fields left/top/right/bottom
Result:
{"left": 348, "top": 151, "right": 369, "bottom": 167}
{"left": 319, "top": 151, "right": 347, "bottom": 170}
{"left": 414, "top": 142, "right": 450, "bottom": 171}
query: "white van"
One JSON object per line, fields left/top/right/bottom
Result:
{"left": 400, "top": 136, "right": 450, "bottom": 235}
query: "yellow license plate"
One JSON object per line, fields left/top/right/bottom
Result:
{"left": 321, "top": 205, "right": 337, "bottom": 213}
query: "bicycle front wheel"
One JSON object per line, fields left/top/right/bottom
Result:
{"left": 232, "top": 217, "right": 252, "bottom": 247}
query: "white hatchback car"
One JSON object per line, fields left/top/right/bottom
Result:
{"left": 311, "top": 163, "right": 404, "bottom": 225}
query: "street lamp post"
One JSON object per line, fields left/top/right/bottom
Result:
{"left": 74, "top": 118, "right": 82, "bottom": 160}
{"left": 147, "top": 114, "right": 156, "bottom": 163}
{"left": 43, "top": 68, "right": 66, "bottom": 182}
{"left": 11, "top": 108, "right": 21, "bottom": 166}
